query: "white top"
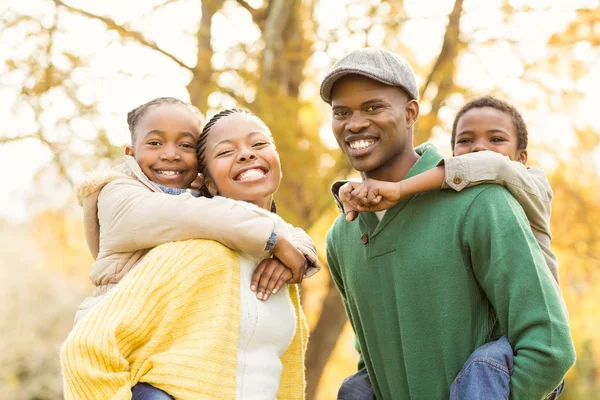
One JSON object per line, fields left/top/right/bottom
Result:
{"left": 236, "top": 252, "right": 297, "bottom": 400}
{"left": 375, "top": 210, "right": 387, "bottom": 220}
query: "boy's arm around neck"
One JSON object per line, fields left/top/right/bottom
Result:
{"left": 440, "top": 151, "right": 552, "bottom": 236}
{"left": 463, "top": 186, "right": 575, "bottom": 400}
{"left": 98, "top": 178, "right": 277, "bottom": 256}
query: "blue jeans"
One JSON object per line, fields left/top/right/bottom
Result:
{"left": 338, "top": 336, "right": 564, "bottom": 400}
{"left": 337, "top": 367, "right": 376, "bottom": 400}
{"left": 449, "top": 336, "right": 513, "bottom": 400}
{"left": 132, "top": 383, "right": 173, "bottom": 400}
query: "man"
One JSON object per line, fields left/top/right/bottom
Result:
{"left": 321, "top": 48, "right": 575, "bottom": 400}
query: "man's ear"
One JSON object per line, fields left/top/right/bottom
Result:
{"left": 517, "top": 149, "right": 528, "bottom": 165}
{"left": 125, "top": 145, "right": 134, "bottom": 157}
{"left": 406, "top": 99, "right": 420, "bottom": 129}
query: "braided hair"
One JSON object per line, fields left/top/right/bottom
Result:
{"left": 127, "top": 97, "right": 205, "bottom": 143}
{"left": 196, "top": 108, "right": 277, "bottom": 213}
{"left": 451, "top": 96, "right": 528, "bottom": 152}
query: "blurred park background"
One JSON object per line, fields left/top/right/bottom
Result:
{"left": 1, "top": 0, "right": 599, "bottom": 398}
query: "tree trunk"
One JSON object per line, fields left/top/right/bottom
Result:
{"left": 305, "top": 279, "right": 348, "bottom": 400}
{"left": 414, "top": 0, "right": 465, "bottom": 145}
{"left": 186, "top": 0, "right": 224, "bottom": 112}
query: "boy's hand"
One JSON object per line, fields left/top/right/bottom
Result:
{"left": 351, "top": 179, "right": 404, "bottom": 212}
{"left": 250, "top": 257, "right": 294, "bottom": 301}
{"left": 271, "top": 237, "right": 306, "bottom": 283}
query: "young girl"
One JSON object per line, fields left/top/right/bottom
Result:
{"left": 335, "top": 96, "right": 564, "bottom": 400}
{"left": 71, "top": 98, "right": 318, "bottom": 398}
{"left": 62, "top": 108, "right": 312, "bottom": 399}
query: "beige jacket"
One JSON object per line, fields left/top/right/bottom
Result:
{"left": 75, "top": 155, "right": 318, "bottom": 323}
{"left": 441, "top": 151, "right": 558, "bottom": 282}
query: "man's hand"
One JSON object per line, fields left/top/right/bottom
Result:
{"left": 271, "top": 237, "right": 306, "bottom": 283}
{"left": 339, "top": 181, "right": 363, "bottom": 222}
{"left": 250, "top": 257, "right": 294, "bottom": 301}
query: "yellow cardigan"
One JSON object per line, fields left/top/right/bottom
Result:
{"left": 61, "top": 239, "right": 309, "bottom": 399}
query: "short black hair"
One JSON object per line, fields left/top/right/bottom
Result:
{"left": 451, "top": 96, "right": 528, "bottom": 151}
{"left": 127, "top": 97, "right": 205, "bottom": 143}
{"left": 195, "top": 108, "right": 276, "bottom": 212}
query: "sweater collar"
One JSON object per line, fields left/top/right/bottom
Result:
{"left": 359, "top": 143, "right": 444, "bottom": 235}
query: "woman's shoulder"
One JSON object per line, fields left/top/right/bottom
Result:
{"left": 150, "top": 239, "right": 240, "bottom": 261}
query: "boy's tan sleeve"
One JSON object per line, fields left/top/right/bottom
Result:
{"left": 98, "top": 179, "right": 276, "bottom": 256}
{"left": 440, "top": 151, "right": 552, "bottom": 235}
{"left": 440, "top": 151, "right": 560, "bottom": 282}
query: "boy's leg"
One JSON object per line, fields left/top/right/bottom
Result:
{"left": 338, "top": 367, "right": 376, "bottom": 400}
{"left": 132, "top": 383, "right": 174, "bottom": 400}
{"left": 449, "top": 336, "right": 513, "bottom": 400}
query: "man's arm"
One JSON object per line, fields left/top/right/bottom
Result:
{"left": 464, "top": 186, "right": 575, "bottom": 400}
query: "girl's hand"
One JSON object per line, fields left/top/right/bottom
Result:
{"left": 250, "top": 257, "right": 294, "bottom": 301}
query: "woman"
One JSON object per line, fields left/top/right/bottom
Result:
{"left": 61, "top": 109, "right": 310, "bottom": 400}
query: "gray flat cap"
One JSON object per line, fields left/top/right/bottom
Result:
{"left": 320, "top": 48, "right": 419, "bottom": 104}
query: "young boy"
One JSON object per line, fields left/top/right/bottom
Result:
{"left": 335, "top": 96, "right": 564, "bottom": 399}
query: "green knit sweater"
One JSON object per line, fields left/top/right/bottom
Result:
{"left": 326, "top": 144, "right": 575, "bottom": 400}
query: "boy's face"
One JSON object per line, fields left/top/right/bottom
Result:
{"left": 453, "top": 107, "right": 527, "bottom": 164}
{"left": 330, "top": 74, "right": 419, "bottom": 181}
{"left": 125, "top": 105, "right": 200, "bottom": 188}
{"left": 203, "top": 113, "right": 281, "bottom": 211}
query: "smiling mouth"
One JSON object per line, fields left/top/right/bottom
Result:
{"left": 349, "top": 139, "right": 376, "bottom": 150}
{"left": 235, "top": 168, "right": 266, "bottom": 181}
{"left": 155, "top": 170, "right": 183, "bottom": 176}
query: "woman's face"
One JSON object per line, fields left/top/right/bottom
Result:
{"left": 203, "top": 113, "right": 281, "bottom": 210}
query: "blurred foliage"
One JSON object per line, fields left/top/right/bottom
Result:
{"left": 1, "top": 0, "right": 599, "bottom": 399}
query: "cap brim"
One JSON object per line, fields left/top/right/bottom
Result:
{"left": 320, "top": 68, "right": 413, "bottom": 104}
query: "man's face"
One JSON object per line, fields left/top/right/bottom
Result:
{"left": 330, "top": 75, "right": 418, "bottom": 180}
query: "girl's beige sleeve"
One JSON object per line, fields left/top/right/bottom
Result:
{"left": 97, "top": 179, "right": 276, "bottom": 256}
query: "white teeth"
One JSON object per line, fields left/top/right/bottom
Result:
{"left": 157, "top": 170, "right": 181, "bottom": 176}
{"left": 349, "top": 139, "right": 375, "bottom": 150}
{"left": 238, "top": 168, "right": 265, "bottom": 181}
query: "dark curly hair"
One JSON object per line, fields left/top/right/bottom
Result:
{"left": 127, "top": 97, "right": 205, "bottom": 143}
{"left": 451, "top": 96, "right": 528, "bottom": 152}
{"left": 196, "top": 108, "right": 277, "bottom": 213}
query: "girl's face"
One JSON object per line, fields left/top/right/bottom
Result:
{"left": 125, "top": 105, "right": 200, "bottom": 188}
{"left": 453, "top": 107, "right": 527, "bottom": 164}
{"left": 203, "top": 113, "right": 281, "bottom": 210}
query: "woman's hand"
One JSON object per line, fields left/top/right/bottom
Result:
{"left": 250, "top": 257, "right": 294, "bottom": 301}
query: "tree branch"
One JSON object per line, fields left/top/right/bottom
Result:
{"left": 419, "top": 0, "right": 464, "bottom": 99}
{"left": 234, "top": 0, "right": 268, "bottom": 22}
{"left": 51, "top": 0, "right": 193, "bottom": 72}
{"left": 0, "top": 135, "right": 38, "bottom": 144}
